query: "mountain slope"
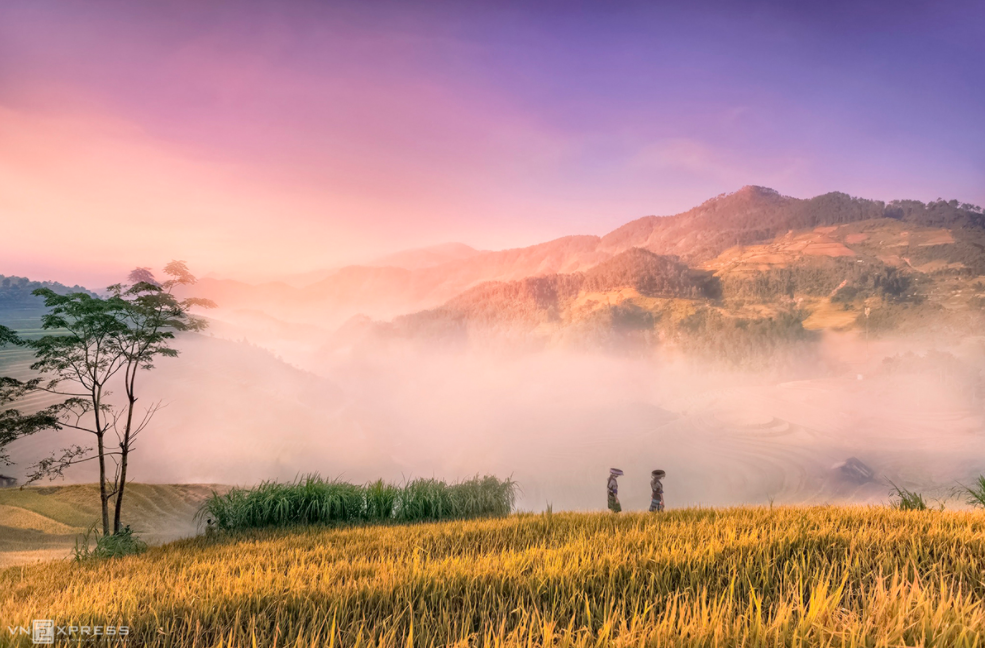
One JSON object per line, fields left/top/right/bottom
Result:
{"left": 188, "top": 187, "right": 985, "bottom": 331}
{"left": 191, "top": 235, "right": 611, "bottom": 326}
{"left": 328, "top": 206, "right": 985, "bottom": 362}
{"left": 0, "top": 275, "right": 96, "bottom": 328}
{"left": 368, "top": 242, "right": 484, "bottom": 270}
{"left": 599, "top": 186, "right": 984, "bottom": 263}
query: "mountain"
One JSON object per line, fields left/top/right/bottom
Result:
{"left": 274, "top": 243, "right": 484, "bottom": 288}
{"left": 314, "top": 190, "right": 985, "bottom": 363}
{"left": 186, "top": 187, "right": 985, "bottom": 341}
{"left": 601, "top": 186, "right": 985, "bottom": 263}
{"left": 0, "top": 275, "right": 97, "bottom": 328}
{"left": 368, "top": 242, "right": 484, "bottom": 270}
{"left": 189, "top": 235, "right": 613, "bottom": 327}
{"left": 396, "top": 249, "right": 715, "bottom": 331}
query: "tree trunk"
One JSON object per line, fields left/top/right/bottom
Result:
{"left": 96, "top": 429, "right": 110, "bottom": 536}
{"left": 93, "top": 384, "right": 111, "bottom": 537}
{"left": 112, "top": 395, "right": 136, "bottom": 534}
{"left": 113, "top": 450, "right": 128, "bottom": 534}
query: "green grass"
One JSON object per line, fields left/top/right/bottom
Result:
{"left": 4, "top": 507, "right": 985, "bottom": 646}
{"left": 199, "top": 474, "right": 517, "bottom": 530}
{"left": 889, "top": 481, "right": 929, "bottom": 511}
{"left": 962, "top": 476, "right": 985, "bottom": 508}
{"left": 73, "top": 524, "right": 148, "bottom": 561}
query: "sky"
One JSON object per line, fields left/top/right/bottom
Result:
{"left": 1, "top": 0, "right": 983, "bottom": 288}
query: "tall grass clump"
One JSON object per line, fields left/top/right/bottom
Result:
{"left": 199, "top": 474, "right": 516, "bottom": 531}
{"left": 366, "top": 479, "right": 400, "bottom": 520}
{"left": 72, "top": 524, "right": 147, "bottom": 561}
{"left": 889, "top": 481, "right": 928, "bottom": 510}
{"left": 961, "top": 475, "right": 985, "bottom": 508}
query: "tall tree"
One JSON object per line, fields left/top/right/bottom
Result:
{"left": 0, "top": 292, "right": 131, "bottom": 535}
{"left": 108, "top": 261, "right": 214, "bottom": 533}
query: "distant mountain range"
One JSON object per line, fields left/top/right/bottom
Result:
{"left": 369, "top": 242, "right": 485, "bottom": 271}
{"left": 0, "top": 275, "right": 97, "bottom": 328}
{"left": 6, "top": 186, "right": 981, "bottom": 362}
{"left": 182, "top": 186, "right": 985, "bottom": 359}
{"left": 275, "top": 243, "right": 485, "bottom": 287}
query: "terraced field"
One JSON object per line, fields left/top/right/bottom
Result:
{"left": 0, "top": 314, "right": 65, "bottom": 414}
{"left": 0, "top": 484, "right": 225, "bottom": 567}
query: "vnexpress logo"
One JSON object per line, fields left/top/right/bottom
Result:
{"left": 7, "top": 620, "right": 129, "bottom": 644}
{"left": 32, "top": 620, "right": 54, "bottom": 644}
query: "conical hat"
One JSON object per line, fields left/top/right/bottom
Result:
{"left": 652, "top": 469, "right": 666, "bottom": 478}
{"left": 609, "top": 468, "right": 624, "bottom": 476}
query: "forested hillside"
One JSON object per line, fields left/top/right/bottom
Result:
{"left": 0, "top": 275, "right": 96, "bottom": 329}
{"left": 601, "top": 186, "right": 985, "bottom": 264}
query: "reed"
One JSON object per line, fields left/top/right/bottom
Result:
{"left": 198, "top": 474, "right": 517, "bottom": 530}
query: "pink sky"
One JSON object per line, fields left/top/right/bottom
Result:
{"left": 1, "top": 1, "right": 982, "bottom": 288}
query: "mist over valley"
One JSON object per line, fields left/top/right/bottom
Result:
{"left": 5, "top": 186, "right": 983, "bottom": 511}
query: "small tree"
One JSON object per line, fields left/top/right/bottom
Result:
{"left": 108, "top": 261, "right": 214, "bottom": 533}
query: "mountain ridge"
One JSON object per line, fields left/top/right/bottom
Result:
{"left": 187, "top": 187, "right": 985, "bottom": 332}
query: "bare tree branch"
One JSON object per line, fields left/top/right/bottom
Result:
{"left": 25, "top": 445, "right": 92, "bottom": 483}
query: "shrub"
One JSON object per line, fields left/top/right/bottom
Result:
{"left": 73, "top": 525, "right": 148, "bottom": 561}
{"left": 831, "top": 285, "right": 859, "bottom": 303}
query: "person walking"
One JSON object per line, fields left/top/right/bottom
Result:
{"left": 649, "top": 469, "right": 666, "bottom": 512}
{"left": 607, "top": 468, "right": 623, "bottom": 513}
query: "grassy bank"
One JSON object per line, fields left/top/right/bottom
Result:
{"left": 199, "top": 474, "right": 517, "bottom": 530}
{"left": 4, "top": 507, "right": 985, "bottom": 646}
{"left": 0, "top": 484, "right": 224, "bottom": 567}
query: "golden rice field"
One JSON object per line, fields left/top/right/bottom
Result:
{"left": 4, "top": 507, "right": 985, "bottom": 647}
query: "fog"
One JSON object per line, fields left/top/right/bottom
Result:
{"left": 9, "top": 319, "right": 985, "bottom": 512}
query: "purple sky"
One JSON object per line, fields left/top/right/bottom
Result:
{"left": 1, "top": 0, "right": 983, "bottom": 286}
